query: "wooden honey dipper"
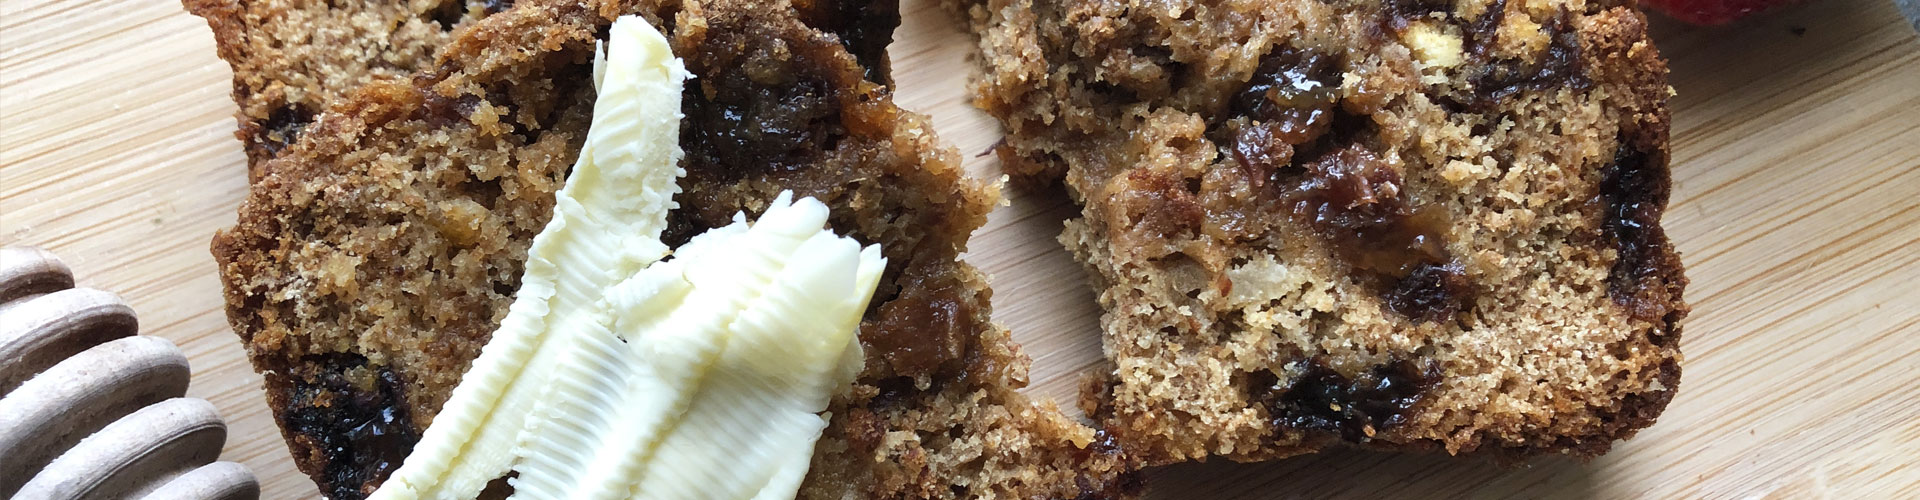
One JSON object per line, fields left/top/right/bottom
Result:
{"left": 0, "top": 247, "right": 259, "bottom": 500}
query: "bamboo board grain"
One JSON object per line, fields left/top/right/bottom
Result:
{"left": 1, "top": 0, "right": 1916, "bottom": 497}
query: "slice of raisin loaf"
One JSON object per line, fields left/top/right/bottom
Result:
{"left": 204, "top": 0, "right": 1139, "bottom": 498}
{"left": 966, "top": 0, "right": 1688, "bottom": 464}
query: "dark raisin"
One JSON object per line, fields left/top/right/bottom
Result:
{"left": 673, "top": 24, "right": 863, "bottom": 184}
{"left": 792, "top": 0, "right": 900, "bottom": 84}
{"left": 419, "top": 91, "right": 480, "bottom": 127}
{"left": 1463, "top": 0, "right": 1510, "bottom": 59}
{"left": 867, "top": 376, "right": 922, "bottom": 409}
{"left": 1070, "top": 429, "right": 1124, "bottom": 462}
{"left": 680, "top": 67, "right": 844, "bottom": 182}
{"left": 863, "top": 272, "right": 976, "bottom": 379}
{"left": 1286, "top": 145, "right": 1472, "bottom": 322}
{"left": 1256, "top": 359, "right": 1437, "bottom": 442}
{"left": 1230, "top": 123, "right": 1290, "bottom": 188}
{"left": 283, "top": 354, "right": 419, "bottom": 500}
{"left": 1228, "top": 47, "right": 1340, "bottom": 143}
{"left": 1382, "top": 0, "right": 1452, "bottom": 31}
{"left": 1291, "top": 146, "right": 1406, "bottom": 233}
{"left": 1387, "top": 262, "right": 1472, "bottom": 323}
{"left": 260, "top": 105, "right": 313, "bottom": 156}
{"left": 1068, "top": 431, "right": 1146, "bottom": 500}
{"left": 1598, "top": 141, "right": 1678, "bottom": 322}
{"left": 429, "top": 0, "right": 464, "bottom": 31}
{"left": 1463, "top": 5, "right": 1591, "bottom": 106}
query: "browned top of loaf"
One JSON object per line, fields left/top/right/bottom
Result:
{"left": 183, "top": 0, "right": 503, "bottom": 179}
{"left": 203, "top": 0, "right": 1138, "bottom": 498}
{"left": 184, "top": 0, "right": 897, "bottom": 181}
{"left": 966, "top": 0, "right": 1687, "bottom": 464}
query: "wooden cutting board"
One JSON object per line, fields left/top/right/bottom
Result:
{"left": 3, "top": 0, "right": 1915, "bottom": 497}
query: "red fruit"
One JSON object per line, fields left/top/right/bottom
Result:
{"left": 1641, "top": 0, "right": 1802, "bottom": 24}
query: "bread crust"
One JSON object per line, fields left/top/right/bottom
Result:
{"left": 183, "top": 0, "right": 499, "bottom": 180}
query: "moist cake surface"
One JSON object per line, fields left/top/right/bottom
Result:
{"left": 198, "top": 0, "right": 1139, "bottom": 497}
{"left": 966, "top": 0, "right": 1688, "bottom": 463}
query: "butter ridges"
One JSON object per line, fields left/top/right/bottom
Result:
{"left": 368, "top": 14, "right": 688, "bottom": 500}
{"left": 371, "top": 15, "right": 880, "bottom": 500}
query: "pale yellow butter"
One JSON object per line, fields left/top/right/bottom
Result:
{"left": 369, "top": 14, "right": 878, "bottom": 500}
{"left": 515, "top": 193, "right": 879, "bottom": 500}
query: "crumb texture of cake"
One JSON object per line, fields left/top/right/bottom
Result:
{"left": 200, "top": 0, "right": 1139, "bottom": 498}
{"left": 966, "top": 0, "right": 1688, "bottom": 464}
{"left": 183, "top": 0, "right": 513, "bottom": 179}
